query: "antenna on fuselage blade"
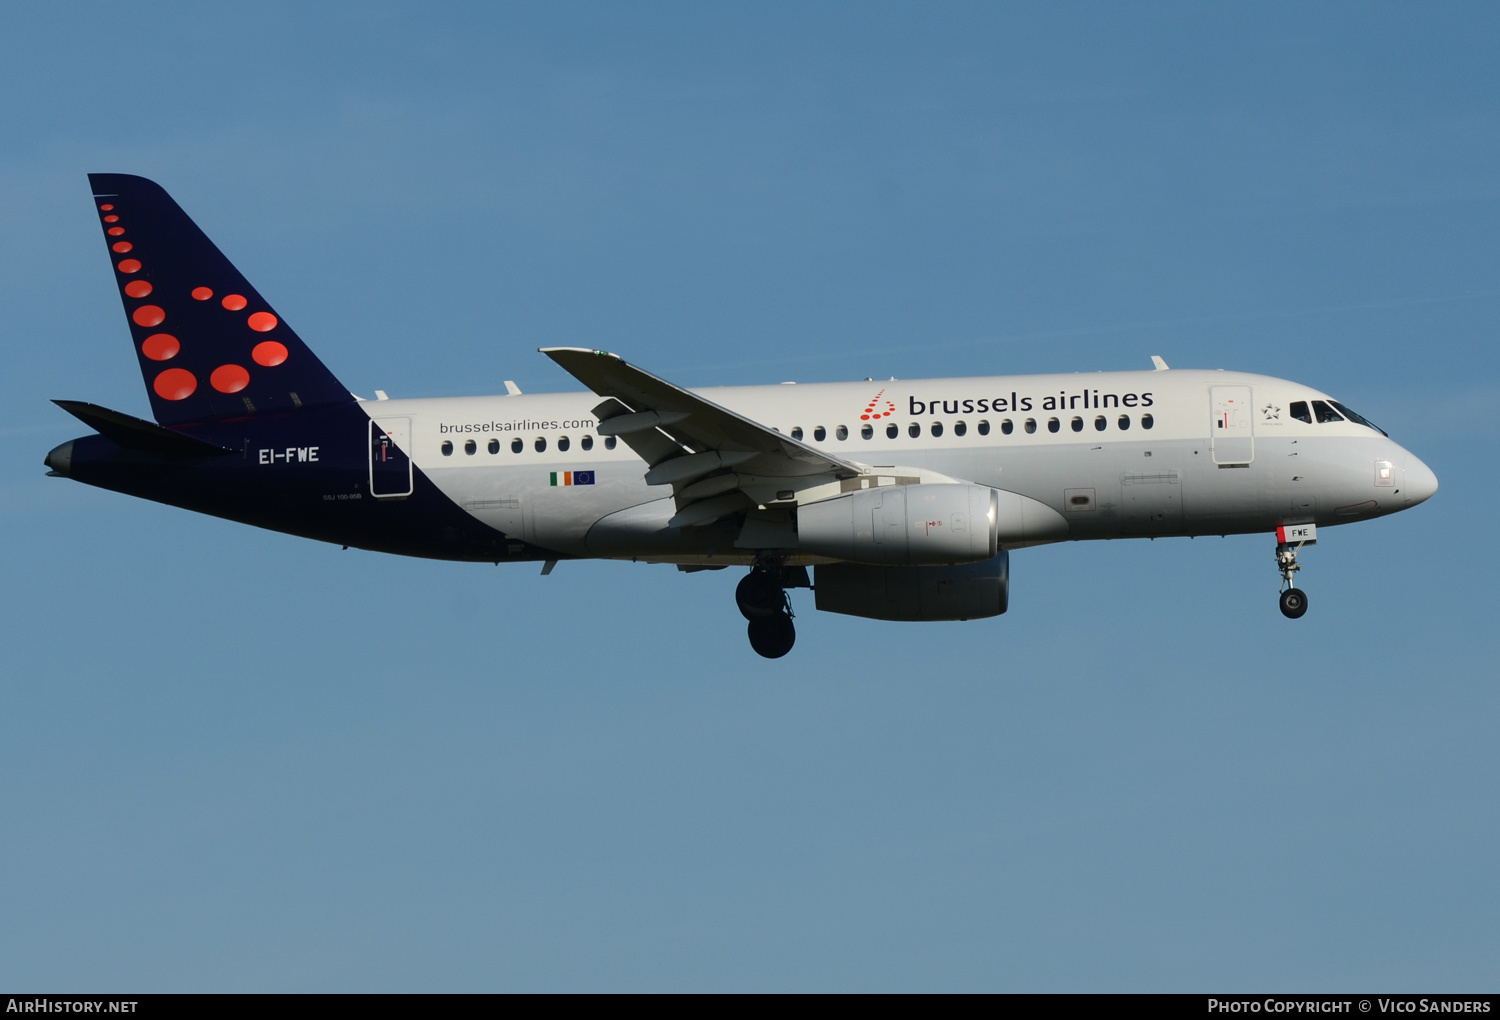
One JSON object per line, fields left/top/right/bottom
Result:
{"left": 1151, "top": 356, "right": 1170, "bottom": 371}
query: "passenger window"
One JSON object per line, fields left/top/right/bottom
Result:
{"left": 1094, "top": 415, "right": 1106, "bottom": 432}
{"left": 814, "top": 426, "right": 826, "bottom": 442}
{"left": 791, "top": 427, "right": 803, "bottom": 441}
{"left": 511, "top": 437, "right": 523, "bottom": 453}
{"left": 1024, "top": 418, "right": 1037, "bottom": 434}
{"left": 1117, "top": 414, "right": 1130, "bottom": 431}
{"left": 534, "top": 437, "right": 547, "bottom": 453}
{"left": 1070, "top": 416, "right": 1083, "bottom": 433}
{"left": 953, "top": 421, "right": 966, "bottom": 437}
{"left": 581, "top": 435, "right": 593, "bottom": 451}
{"left": 886, "top": 423, "right": 899, "bottom": 439}
{"left": 1141, "top": 413, "right": 1154, "bottom": 430}
{"left": 605, "top": 436, "right": 617, "bottom": 450}
{"left": 977, "top": 420, "right": 990, "bottom": 436}
{"left": 1047, "top": 417, "right": 1060, "bottom": 433}
{"left": 464, "top": 439, "right": 476, "bottom": 455}
{"left": 558, "top": 436, "right": 570, "bottom": 452}
{"left": 930, "top": 421, "right": 943, "bottom": 438}
{"left": 861, "top": 424, "right": 873, "bottom": 440}
{"left": 441, "top": 440, "right": 453, "bottom": 456}
{"left": 1000, "top": 419, "right": 1013, "bottom": 435}
{"left": 836, "top": 425, "right": 848, "bottom": 441}
{"left": 1289, "top": 401, "right": 1311, "bottom": 424}
{"left": 488, "top": 438, "right": 500, "bottom": 454}
{"left": 908, "top": 423, "right": 921, "bottom": 438}
{"left": 1312, "top": 400, "right": 1344, "bottom": 424}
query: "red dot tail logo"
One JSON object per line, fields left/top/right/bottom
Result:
{"left": 857, "top": 388, "right": 896, "bottom": 421}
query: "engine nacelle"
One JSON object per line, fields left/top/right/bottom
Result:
{"left": 814, "top": 552, "right": 1010, "bottom": 621}
{"left": 797, "top": 483, "right": 999, "bottom": 565}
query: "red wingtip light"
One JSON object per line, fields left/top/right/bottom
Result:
{"left": 116, "top": 258, "right": 142, "bottom": 274}
{"left": 247, "top": 311, "right": 278, "bottom": 332}
{"left": 191, "top": 287, "right": 213, "bottom": 301}
{"left": 103, "top": 215, "right": 119, "bottom": 223}
{"left": 221, "top": 294, "right": 247, "bottom": 311}
{"left": 251, "top": 340, "right": 288, "bottom": 367}
{"left": 124, "top": 280, "right": 153, "bottom": 298}
{"left": 99, "top": 204, "right": 114, "bottom": 211}
{"left": 210, "top": 364, "right": 250, "bottom": 394}
{"left": 153, "top": 368, "right": 197, "bottom": 401}
{"left": 141, "top": 333, "right": 180, "bottom": 361}
{"left": 107, "top": 226, "right": 125, "bottom": 236}
{"left": 132, "top": 305, "right": 166, "bottom": 328}
{"left": 112, "top": 241, "right": 133, "bottom": 253}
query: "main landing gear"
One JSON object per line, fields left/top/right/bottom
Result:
{"left": 736, "top": 562, "right": 808, "bottom": 658}
{"left": 1276, "top": 541, "right": 1309, "bottom": 619}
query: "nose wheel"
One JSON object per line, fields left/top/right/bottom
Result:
{"left": 736, "top": 563, "right": 805, "bottom": 658}
{"left": 1278, "top": 586, "right": 1308, "bottom": 619}
{"left": 1276, "top": 540, "right": 1309, "bottom": 619}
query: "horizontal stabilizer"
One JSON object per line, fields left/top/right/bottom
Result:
{"left": 53, "top": 400, "right": 235, "bottom": 457}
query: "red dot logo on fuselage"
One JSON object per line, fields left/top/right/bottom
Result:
{"left": 858, "top": 389, "right": 895, "bottom": 421}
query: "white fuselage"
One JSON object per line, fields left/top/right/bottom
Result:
{"left": 362, "top": 368, "right": 1436, "bottom": 564}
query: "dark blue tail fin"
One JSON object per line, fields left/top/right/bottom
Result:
{"left": 88, "top": 173, "right": 353, "bottom": 425}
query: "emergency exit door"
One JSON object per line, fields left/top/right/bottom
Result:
{"left": 1210, "top": 386, "right": 1254, "bottom": 465}
{"left": 369, "top": 417, "right": 414, "bottom": 498}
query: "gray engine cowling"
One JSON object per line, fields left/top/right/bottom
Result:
{"left": 814, "top": 552, "right": 1009, "bottom": 621}
{"left": 797, "top": 483, "right": 999, "bottom": 565}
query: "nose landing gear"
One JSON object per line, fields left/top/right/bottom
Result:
{"left": 736, "top": 562, "right": 807, "bottom": 658}
{"left": 1276, "top": 540, "right": 1309, "bottom": 619}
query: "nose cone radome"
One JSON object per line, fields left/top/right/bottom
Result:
{"left": 1405, "top": 455, "right": 1438, "bottom": 506}
{"left": 44, "top": 439, "right": 73, "bottom": 477}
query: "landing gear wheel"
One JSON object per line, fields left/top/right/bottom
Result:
{"left": 736, "top": 570, "right": 784, "bottom": 620}
{"left": 748, "top": 613, "right": 796, "bottom": 658}
{"left": 1279, "top": 587, "right": 1308, "bottom": 619}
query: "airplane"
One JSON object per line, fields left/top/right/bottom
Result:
{"left": 46, "top": 174, "right": 1439, "bottom": 658}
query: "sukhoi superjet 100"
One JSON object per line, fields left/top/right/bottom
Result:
{"left": 48, "top": 175, "right": 1438, "bottom": 657}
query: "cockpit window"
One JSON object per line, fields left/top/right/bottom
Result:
{"left": 1311, "top": 400, "right": 1344, "bottom": 424}
{"left": 1329, "top": 400, "right": 1388, "bottom": 436}
{"left": 1289, "top": 401, "right": 1311, "bottom": 424}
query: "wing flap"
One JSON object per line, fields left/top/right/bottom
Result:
{"left": 544, "top": 347, "right": 862, "bottom": 529}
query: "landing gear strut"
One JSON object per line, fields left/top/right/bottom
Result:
{"left": 1276, "top": 541, "right": 1309, "bottom": 619}
{"left": 736, "top": 562, "right": 806, "bottom": 658}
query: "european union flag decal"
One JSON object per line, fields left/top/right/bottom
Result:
{"left": 550, "top": 470, "right": 597, "bottom": 486}
{"left": 573, "top": 470, "right": 595, "bottom": 485}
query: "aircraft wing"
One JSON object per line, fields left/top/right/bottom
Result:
{"left": 540, "top": 347, "right": 862, "bottom": 527}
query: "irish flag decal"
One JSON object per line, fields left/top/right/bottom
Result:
{"left": 550, "top": 471, "right": 595, "bottom": 486}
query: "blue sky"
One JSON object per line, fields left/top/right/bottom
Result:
{"left": 1, "top": 2, "right": 1497, "bottom": 991}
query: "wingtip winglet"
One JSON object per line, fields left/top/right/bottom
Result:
{"left": 539, "top": 346, "right": 619, "bottom": 359}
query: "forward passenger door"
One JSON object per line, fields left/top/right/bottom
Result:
{"left": 1210, "top": 386, "right": 1254, "bottom": 465}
